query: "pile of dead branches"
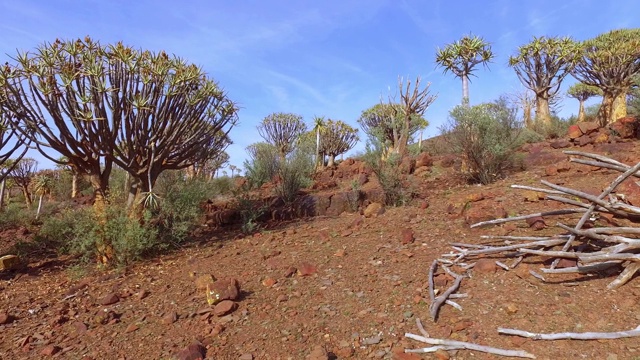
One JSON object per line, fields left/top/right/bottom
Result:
{"left": 403, "top": 151, "right": 640, "bottom": 358}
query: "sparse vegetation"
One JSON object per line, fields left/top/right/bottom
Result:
{"left": 443, "top": 97, "right": 523, "bottom": 184}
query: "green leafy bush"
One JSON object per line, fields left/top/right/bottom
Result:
{"left": 0, "top": 203, "right": 34, "bottom": 230}
{"left": 244, "top": 142, "right": 280, "bottom": 188}
{"left": 443, "top": 97, "right": 523, "bottom": 184}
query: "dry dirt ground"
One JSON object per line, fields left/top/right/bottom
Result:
{"left": 1, "top": 140, "right": 640, "bottom": 360}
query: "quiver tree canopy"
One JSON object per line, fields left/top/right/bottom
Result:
{"left": 567, "top": 82, "right": 603, "bottom": 122}
{"left": 508, "top": 36, "right": 581, "bottom": 124}
{"left": 0, "top": 37, "right": 238, "bottom": 205}
{"left": 358, "top": 103, "right": 427, "bottom": 151}
{"left": 257, "top": 112, "right": 306, "bottom": 159}
{"left": 572, "top": 28, "right": 640, "bottom": 125}
{"left": 435, "top": 34, "right": 494, "bottom": 104}
{"left": 318, "top": 120, "right": 359, "bottom": 167}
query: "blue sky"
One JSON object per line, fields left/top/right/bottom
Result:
{"left": 0, "top": 0, "right": 637, "bottom": 171}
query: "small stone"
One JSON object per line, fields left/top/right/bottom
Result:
{"left": 262, "top": 277, "right": 277, "bottom": 287}
{"left": 276, "top": 295, "right": 288, "bottom": 303}
{"left": 466, "top": 192, "right": 484, "bottom": 203}
{"left": 363, "top": 202, "right": 385, "bottom": 218}
{"left": 195, "top": 274, "right": 216, "bottom": 290}
{"left": 306, "top": 345, "right": 328, "bottom": 360}
{"left": 100, "top": 293, "right": 119, "bottom": 305}
{"left": 175, "top": 342, "right": 206, "bottom": 360}
{"left": 298, "top": 262, "right": 317, "bottom": 276}
{"left": 474, "top": 259, "right": 497, "bottom": 274}
{"left": 434, "top": 349, "right": 451, "bottom": 360}
{"left": 334, "top": 249, "right": 346, "bottom": 257}
{"left": 40, "top": 344, "right": 60, "bottom": 357}
{"left": 556, "top": 258, "right": 578, "bottom": 268}
{"left": 400, "top": 228, "right": 414, "bottom": 245}
{"left": 73, "top": 321, "right": 88, "bottom": 334}
{"left": 0, "top": 255, "right": 21, "bottom": 271}
{"left": 137, "top": 289, "right": 149, "bottom": 300}
{"left": 505, "top": 303, "right": 518, "bottom": 315}
{"left": 239, "top": 354, "right": 254, "bottom": 360}
{"left": 0, "top": 312, "right": 14, "bottom": 324}
{"left": 453, "top": 319, "right": 473, "bottom": 332}
{"left": 162, "top": 311, "right": 177, "bottom": 325}
{"left": 606, "top": 353, "right": 618, "bottom": 360}
{"left": 209, "top": 323, "right": 225, "bottom": 336}
{"left": 206, "top": 278, "right": 240, "bottom": 305}
{"left": 125, "top": 323, "right": 139, "bottom": 333}
{"left": 283, "top": 266, "right": 297, "bottom": 278}
{"left": 213, "top": 300, "right": 237, "bottom": 317}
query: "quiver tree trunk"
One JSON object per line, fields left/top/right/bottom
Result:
{"left": 535, "top": 96, "right": 551, "bottom": 125}
{"left": 577, "top": 100, "right": 586, "bottom": 122}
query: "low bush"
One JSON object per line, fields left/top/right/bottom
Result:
{"left": 443, "top": 97, "right": 523, "bottom": 184}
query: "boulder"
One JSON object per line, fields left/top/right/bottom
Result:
{"left": 567, "top": 124, "right": 583, "bottom": 139}
{"left": 608, "top": 116, "right": 639, "bottom": 139}
{"left": 0, "top": 255, "right": 21, "bottom": 271}
{"left": 363, "top": 202, "right": 385, "bottom": 218}
{"left": 577, "top": 121, "right": 599, "bottom": 135}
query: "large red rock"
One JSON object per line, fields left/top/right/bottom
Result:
{"left": 213, "top": 300, "right": 237, "bottom": 317}
{"left": 609, "top": 116, "right": 639, "bottom": 139}
{"left": 577, "top": 121, "right": 600, "bottom": 135}
{"left": 206, "top": 278, "right": 240, "bottom": 305}
{"left": 567, "top": 124, "right": 583, "bottom": 139}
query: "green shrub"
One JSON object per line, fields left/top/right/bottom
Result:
{"left": 362, "top": 141, "right": 412, "bottom": 206}
{"left": 155, "top": 177, "right": 215, "bottom": 244}
{"left": 0, "top": 203, "right": 33, "bottom": 230}
{"left": 244, "top": 142, "right": 280, "bottom": 188}
{"left": 529, "top": 115, "right": 573, "bottom": 139}
{"left": 443, "top": 97, "right": 523, "bottom": 184}
{"left": 274, "top": 140, "right": 315, "bottom": 204}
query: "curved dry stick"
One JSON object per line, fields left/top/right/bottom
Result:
{"left": 607, "top": 263, "right": 640, "bottom": 289}
{"left": 564, "top": 150, "right": 630, "bottom": 168}
{"left": 429, "top": 275, "right": 462, "bottom": 321}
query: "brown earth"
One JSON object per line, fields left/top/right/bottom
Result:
{"left": 1, "top": 135, "right": 640, "bottom": 360}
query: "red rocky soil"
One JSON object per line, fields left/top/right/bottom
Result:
{"left": 1, "top": 134, "right": 640, "bottom": 359}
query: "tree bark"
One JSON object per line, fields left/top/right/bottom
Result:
{"left": 523, "top": 101, "right": 533, "bottom": 128}
{"left": 71, "top": 172, "right": 78, "bottom": 198}
{"left": 36, "top": 194, "right": 43, "bottom": 220}
{"left": 535, "top": 96, "right": 551, "bottom": 125}
{"left": 327, "top": 154, "right": 336, "bottom": 167}
{"left": 22, "top": 186, "right": 32, "bottom": 207}
{"left": 613, "top": 93, "right": 627, "bottom": 121}
{"left": 577, "top": 100, "right": 586, "bottom": 122}
{"left": 462, "top": 75, "right": 469, "bottom": 105}
{"left": 598, "top": 93, "right": 615, "bottom": 126}
{"left": 0, "top": 179, "right": 5, "bottom": 212}
{"left": 87, "top": 173, "right": 114, "bottom": 265}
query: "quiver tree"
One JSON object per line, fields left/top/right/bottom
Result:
{"left": 393, "top": 76, "right": 436, "bottom": 156}
{"left": 318, "top": 120, "right": 359, "bottom": 167}
{"left": 567, "top": 83, "right": 603, "bottom": 122}
{"left": 509, "top": 36, "right": 581, "bottom": 125}
{"left": 509, "top": 88, "right": 535, "bottom": 128}
{"left": 311, "top": 116, "right": 326, "bottom": 169}
{"left": 32, "top": 170, "right": 55, "bottom": 219}
{"left": 572, "top": 28, "right": 640, "bottom": 125}
{"left": 257, "top": 112, "right": 306, "bottom": 160}
{"left": 358, "top": 103, "right": 428, "bottom": 157}
{"left": 10, "top": 157, "right": 37, "bottom": 207}
{"left": 435, "top": 34, "right": 494, "bottom": 104}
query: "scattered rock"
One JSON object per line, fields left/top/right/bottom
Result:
{"left": 306, "top": 345, "right": 329, "bottom": 360}
{"left": 239, "top": 354, "right": 254, "bottom": 360}
{"left": 298, "top": 262, "right": 318, "bottom": 276}
{"left": 567, "top": 124, "right": 583, "bottom": 139}
{"left": 550, "top": 139, "right": 571, "bottom": 149}
{"left": 213, "top": 300, "right": 237, "bottom": 317}
{"left": 73, "top": 321, "right": 88, "bottom": 334}
{"left": 125, "top": 323, "right": 139, "bottom": 333}
{"left": 262, "top": 277, "right": 277, "bottom": 287}
{"left": 400, "top": 228, "right": 414, "bottom": 245}
{"left": 334, "top": 346, "right": 354, "bottom": 358}
{"left": 363, "top": 202, "right": 385, "bottom": 218}
{"left": 100, "top": 293, "right": 119, "bottom": 306}
{"left": 526, "top": 216, "right": 546, "bottom": 230}
{"left": 556, "top": 258, "right": 578, "bottom": 268}
{"left": 576, "top": 134, "right": 594, "bottom": 146}
{"left": 420, "top": 200, "right": 429, "bottom": 210}
{"left": 505, "top": 303, "right": 518, "bottom": 315}
{"left": 0, "top": 312, "right": 14, "bottom": 324}
{"left": 465, "top": 192, "right": 484, "bottom": 203}
{"left": 578, "top": 121, "right": 599, "bottom": 135}
{"left": 40, "top": 344, "right": 61, "bottom": 357}
{"left": 474, "top": 259, "right": 497, "bottom": 274}
{"left": 334, "top": 249, "right": 346, "bottom": 257}
{"left": 162, "top": 311, "right": 177, "bottom": 325}
{"left": 434, "top": 349, "right": 451, "bottom": 360}
{"left": 0, "top": 255, "right": 21, "bottom": 271}
{"left": 175, "top": 342, "right": 206, "bottom": 360}
{"left": 195, "top": 274, "right": 216, "bottom": 290}
{"left": 608, "top": 116, "right": 639, "bottom": 139}
{"left": 283, "top": 266, "right": 297, "bottom": 278}
{"left": 137, "top": 289, "right": 149, "bottom": 300}
{"left": 206, "top": 278, "right": 240, "bottom": 305}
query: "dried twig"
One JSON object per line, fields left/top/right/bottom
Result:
{"left": 405, "top": 331, "right": 536, "bottom": 358}
{"left": 498, "top": 324, "right": 640, "bottom": 340}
